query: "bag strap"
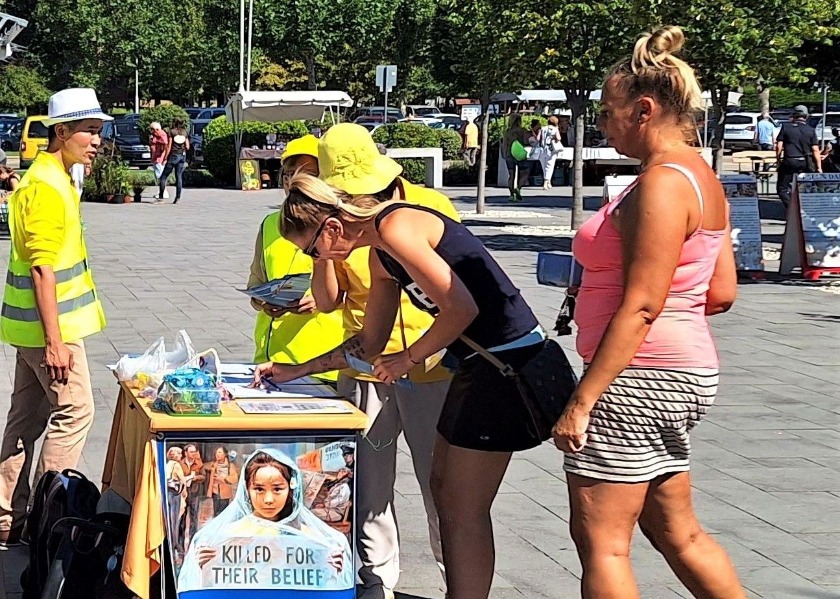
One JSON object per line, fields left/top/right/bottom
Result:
{"left": 459, "top": 335, "right": 517, "bottom": 377}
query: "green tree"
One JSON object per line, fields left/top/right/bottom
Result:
{"left": 636, "top": 0, "right": 839, "bottom": 169}
{"left": 0, "top": 64, "right": 51, "bottom": 110}
{"left": 433, "top": 0, "right": 535, "bottom": 213}
{"left": 522, "top": 0, "right": 636, "bottom": 229}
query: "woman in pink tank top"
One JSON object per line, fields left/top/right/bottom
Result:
{"left": 553, "top": 26, "right": 745, "bottom": 599}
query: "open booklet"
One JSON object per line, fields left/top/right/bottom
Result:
{"left": 238, "top": 273, "right": 311, "bottom": 308}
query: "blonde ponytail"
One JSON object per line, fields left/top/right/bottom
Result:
{"left": 610, "top": 26, "right": 704, "bottom": 124}
{"left": 280, "top": 172, "right": 403, "bottom": 238}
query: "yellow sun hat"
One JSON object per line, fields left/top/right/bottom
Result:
{"left": 318, "top": 123, "right": 402, "bottom": 195}
{"left": 281, "top": 134, "right": 319, "bottom": 161}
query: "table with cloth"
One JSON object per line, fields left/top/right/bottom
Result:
{"left": 102, "top": 381, "right": 368, "bottom": 599}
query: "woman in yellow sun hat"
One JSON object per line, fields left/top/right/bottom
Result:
{"left": 246, "top": 134, "right": 344, "bottom": 381}
{"left": 255, "top": 124, "right": 460, "bottom": 599}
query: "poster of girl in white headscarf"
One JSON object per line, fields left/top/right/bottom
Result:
{"left": 162, "top": 438, "right": 355, "bottom": 599}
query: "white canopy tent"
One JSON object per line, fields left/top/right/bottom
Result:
{"left": 224, "top": 90, "right": 353, "bottom": 187}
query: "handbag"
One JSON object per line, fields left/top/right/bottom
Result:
{"left": 460, "top": 336, "right": 578, "bottom": 440}
{"left": 510, "top": 140, "right": 528, "bottom": 162}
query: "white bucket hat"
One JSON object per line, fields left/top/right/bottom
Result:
{"left": 43, "top": 88, "right": 113, "bottom": 126}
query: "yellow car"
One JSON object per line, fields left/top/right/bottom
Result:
{"left": 19, "top": 116, "right": 50, "bottom": 169}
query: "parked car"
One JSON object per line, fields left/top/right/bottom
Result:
{"left": 355, "top": 114, "right": 400, "bottom": 126}
{"left": 428, "top": 114, "right": 464, "bottom": 131}
{"left": 812, "top": 112, "right": 840, "bottom": 143}
{"left": 405, "top": 105, "right": 442, "bottom": 119}
{"left": 114, "top": 113, "right": 141, "bottom": 122}
{"left": 19, "top": 116, "right": 50, "bottom": 169}
{"left": 196, "top": 107, "right": 225, "bottom": 121}
{"left": 353, "top": 106, "right": 405, "bottom": 121}
{"left": 0, "top": 118, "right": 23, "bottom": 151}
{"left": 99, "top": 120, "right": 152, "bottom": 168}
{"left": 188, "top": 119, "right": 211, "bottom": 167}
{"left": 717, "top": 112, "right": 763, "bottom": 150}
{"left": 184, "top": 107, "right": 203, "bottom": 120}
{"left": 357, "top": 122, "right": 384, "bottom": 135}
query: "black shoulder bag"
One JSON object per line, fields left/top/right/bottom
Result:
{"left": 460, "top": 335, "right": 578, "bottom": 440}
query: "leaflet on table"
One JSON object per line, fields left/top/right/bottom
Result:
{"left": 239, "top": 273, "right": 311, "bottom": 308}
{"left": 237, "top": 400, "right": 353, "bottom": 415}
{"left": 344, "top": 353, "right": 416, "bottom": 390}
{"left": 224, "top": 381, "right": 338, "bottom": 400}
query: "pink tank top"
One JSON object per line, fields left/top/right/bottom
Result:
{"left": 572, "top": 163, "right": 727, "bottom": 369}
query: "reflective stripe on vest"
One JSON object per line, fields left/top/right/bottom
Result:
{"left": 252, "top": 213, "right": 344, "bottom": 382}
{"left": 0, "top": 152, "right": 106, "bottom": 347}
{"left": 5, "top": 259, "right": 88, "bottom": 290}
{"left": 1, "top": 289, "right": 97, "bottom": 322}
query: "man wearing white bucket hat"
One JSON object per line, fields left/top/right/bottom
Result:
{"left": 0, "top": 88, "right": 109, "bottom": 545}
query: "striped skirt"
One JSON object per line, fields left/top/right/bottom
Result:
{"left": 564, "top": 367, "right": 719, "bottom": 483}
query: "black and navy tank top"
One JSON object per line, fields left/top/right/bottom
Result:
{"left": 169, "top": 128, "right": 188, "bottom": 159}
{"left": 374, "top": 204, "right": 539, "bottom": 359}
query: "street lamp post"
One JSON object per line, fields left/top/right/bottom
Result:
{"left": 821, "top": 82, "right": 829, "bottom": 152}
{"left": 127, "top": 59, "right": 139, "bottom": 114}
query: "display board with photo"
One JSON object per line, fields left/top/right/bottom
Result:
{"left": 796, "top": 174, "right": 840, "bottom": 268}
{"left": 721, "top": 175, "right": 764, "bottom": 272}
{"left": 161, "top": 436, "right": 356, "bottom": 597}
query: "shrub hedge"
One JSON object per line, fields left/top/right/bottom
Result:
{"left": 203, "top": 119, "right": 309, "bottom": 185}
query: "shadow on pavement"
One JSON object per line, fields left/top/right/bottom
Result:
{"left": 477, "top": 234, "right": 573, "bottom": 252}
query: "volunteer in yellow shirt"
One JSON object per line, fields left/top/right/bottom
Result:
{"left": 0, "top": 88, "right": 109, "bottom": 545}
{"left": 253, "top": 124, "right": 459, "bottom": 599}
{"left": 247, "top": 134, "right": 344, "bottom": 381}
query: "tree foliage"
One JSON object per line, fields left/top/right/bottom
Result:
{"left": 520, "top": 0, "right": 636, "bottom": 228}
{"left": 0, "top": 64, "right": 51, "bottom": 110}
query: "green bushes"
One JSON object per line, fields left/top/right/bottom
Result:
{"left": 136, "top": 105, "right": 191, "bottom": 140}
{"left": 435, "top": 128, "right": 463, "bottom": 160}
{"left": 202, "top": 119, "right": 309, "bottom": 185}
{"left": 372, "top": 122, "right": 466, "bottom": 184}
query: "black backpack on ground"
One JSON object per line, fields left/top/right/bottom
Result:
{"left": 20, "top": 469, "right": 100, "bottom": 599}
{"left": 39, "top": 512, "right": 134, "bottom": 599}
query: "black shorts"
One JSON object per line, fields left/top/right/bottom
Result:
{"left": 437, "top": 343, "right": 548, "bottom": 452}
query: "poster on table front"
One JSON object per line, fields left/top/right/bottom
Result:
{"left": 795, "top": 173, "right": 840, "bottom": 268}
{"left": 161, "top": 436, "right": 356, "bottom": 597}
{"left": 721, "top": 175, "right": 764, "bottom": 272}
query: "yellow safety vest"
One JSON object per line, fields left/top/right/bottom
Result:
{"left": 1, "top": 153, "right": 106, "bottom": 347}
{"left": 252, "top": 213, "right": 344, "bottom": 382}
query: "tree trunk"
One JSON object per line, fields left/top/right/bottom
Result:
{"left": 712, "top": 87, "right": 729, "bottom": 174}
{"left": 305, "top": 56, "right": 317, "bottom": 91}
{"left": 757, "top": 81, "right": 770, "bottom": 115}
{"left": 567, "top": 91, "right": 588, "bottom": 231}
{"left": 476, "top": 84, "right": 491, "bottom": 215}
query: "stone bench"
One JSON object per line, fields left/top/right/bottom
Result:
{"left": 385, "top": 147, "right": 443, "bottom": 189}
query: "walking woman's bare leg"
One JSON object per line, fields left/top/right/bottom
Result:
{"left": 639, "top": 472, "right": 746, "bottom": 599}
{"left": 431, "top": 435, "right": 511, "bottom": 599}
{"left": 567, "top": 473, "right": 648, "bottom": 599}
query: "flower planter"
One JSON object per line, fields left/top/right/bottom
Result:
{"left": 122, "top": 195, "right": 133, "bottom": 204}
{"left": 104, "top": 194, "right": 116, "bottom": 203}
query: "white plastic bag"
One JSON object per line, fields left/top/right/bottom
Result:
{"left": 114, "top": 330, "right": 196, "bottom": 393}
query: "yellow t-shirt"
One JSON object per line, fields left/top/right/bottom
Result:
{"left": 465, "top": 122, "right": 479, "bottom": 148}
{"left": 335, "top": 178, "right": 460, "bottom": 383}
{"left": 10, "top": 152, "right": 69, "bottom": 267}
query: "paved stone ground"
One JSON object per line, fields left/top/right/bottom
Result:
{"left": 0, "top": 183, "right": 838, "bottom": 599}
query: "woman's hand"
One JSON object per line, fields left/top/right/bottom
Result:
{"left": 285, "top": 295, "right": 317, "bottom": 315}
{"left": 373, "top": 351, "right": 414, "bottom": 385}
{"left": 552, "top": 398, "right": 592, "bottom": 453}
{"left": 260, "top": 302, "right": 287, "bottom": 319}
{"left": 197, "top": 547, "right": 217, "bottom": 568}
{"left": 250, "top": 362, "right": 305, "bottom": 387}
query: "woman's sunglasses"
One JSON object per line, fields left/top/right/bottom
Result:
{"left": 303, "top": 217, "right": 330, "bottom": 258}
